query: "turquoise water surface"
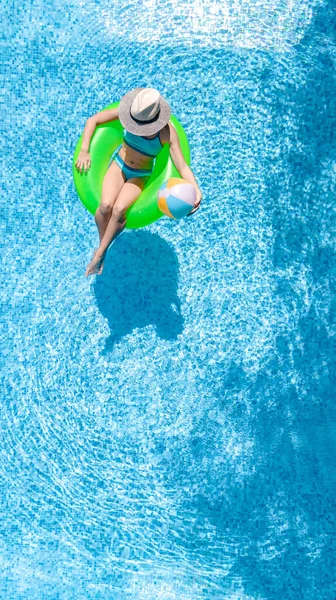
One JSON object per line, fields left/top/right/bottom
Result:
{"left": 1, "top": 0, "right": 335, "bottom": 598}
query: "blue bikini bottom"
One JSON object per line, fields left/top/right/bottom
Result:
{"left": 112, "top": 145, "right": 153, "bottom": 181}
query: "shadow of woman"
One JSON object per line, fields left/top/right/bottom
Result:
{"left": 93, "top": 229, "right": 184, "bottom": 352}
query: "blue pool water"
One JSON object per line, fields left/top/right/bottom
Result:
{"left": 1, "top": 0, "right": 336, "bottom": 598}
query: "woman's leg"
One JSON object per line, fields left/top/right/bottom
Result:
{"left": 95, "top": 160, "right": 126, "bottom": 242}
{"left": 85, "top": 176, "right": 149, "bottom": 276}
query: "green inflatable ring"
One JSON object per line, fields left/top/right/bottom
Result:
{"left": 72, "top": 101, "right": 191, "bottom": 229}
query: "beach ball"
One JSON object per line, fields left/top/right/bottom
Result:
{"left": 157, "top": 178, "right": 196, "bottom": 219}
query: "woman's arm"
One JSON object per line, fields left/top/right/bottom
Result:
{"left": 81, "top": 107, "right": 119, "bottom": 151}
{"left": 168, "top": 123, "right": 203, "bottom": 215}
{"left": 76, "top": 107, "right": 119, "bottom": 172}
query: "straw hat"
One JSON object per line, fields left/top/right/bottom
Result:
{"left": 118, "top": 87, "right": 171, "bottom": 136}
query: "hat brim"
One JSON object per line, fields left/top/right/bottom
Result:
{"left": 118, "top": 87, "right": 172, "bottom": 136}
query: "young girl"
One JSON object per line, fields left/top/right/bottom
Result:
{"left": 75, "top": 87, "right": 203, "bottom": 276}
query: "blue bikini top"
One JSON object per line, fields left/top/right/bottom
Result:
{"left": 123, "top": 129, "right": 163, "bottom": 158}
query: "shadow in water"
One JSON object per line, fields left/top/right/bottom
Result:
{"left": 200, "top": 326, "right": 335, "bottom": 599}
{"left": 166, "top": 299, "right": 335, "bottom": 598}
{"left": 94, "top": 229, "right": 183, "bottom": 351}
{"left": 153, "top": 4, "right": 336, "bottom": 598}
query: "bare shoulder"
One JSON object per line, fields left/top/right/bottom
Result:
{"left": 92, "top": 106, "right": 119, "bottom": 125}
{"left": 159, "top": 122, "right": 177, "bottom": 145}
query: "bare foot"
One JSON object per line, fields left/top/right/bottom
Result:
{"left": 85, "top": 250, "right": 105, "bottom": 277}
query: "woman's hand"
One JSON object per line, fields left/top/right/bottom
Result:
{"left": 186, "top": 187, "right": 203, "bottom": 217}
{"left": 75, "top": 149, "right": 91, "bottom": 173}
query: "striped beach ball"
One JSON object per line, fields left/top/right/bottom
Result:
{"left": 157, "top": 178, "right": 196, "bottom": 219}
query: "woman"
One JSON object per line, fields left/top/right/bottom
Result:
{"left": 75, "top": 87, "right": 203, "bottom": 276}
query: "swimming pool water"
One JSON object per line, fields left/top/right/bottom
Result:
{"left": 1, "top": 0, "right": 336, "bottom": 598}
